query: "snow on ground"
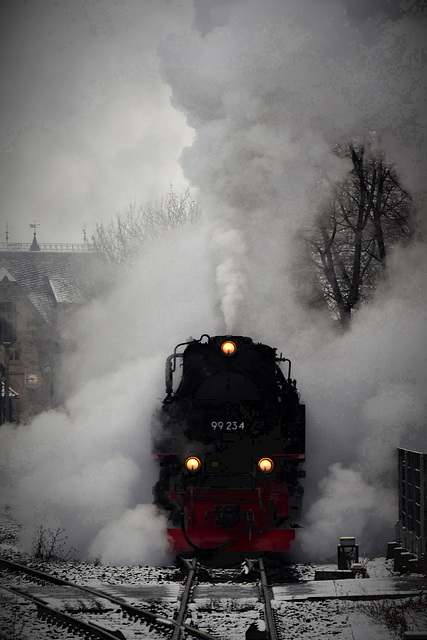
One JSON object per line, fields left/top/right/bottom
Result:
{"left": 1, "top": 504, "right": 427, "bottom": 639}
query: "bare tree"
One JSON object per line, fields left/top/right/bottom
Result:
{"left": 300, "top": 136, "right": 414, "bottom": 327}
{"left": 90, "top": 185, "right": 200, "bottom": 265}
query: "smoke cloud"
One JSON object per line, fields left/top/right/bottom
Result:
{"left": 1, "top": 358, "right": 161, "bottom": 560}
{"left": 159, "top": 0, "right": 426, "bottom": 337}
{"left": 0, "top": 224, "right": 216, "bottom": 563}
{"left": 89, "top": 504, "right": 169, "bottom": 566}
{"left": 295, "top": 237, "right": 427, "bottom": 558}
{"left": 158, "top": 0, "right": 427, "bottom": 559}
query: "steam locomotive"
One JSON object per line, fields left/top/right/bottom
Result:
{"left": 152, "top": 334, "right": 305, "bottom": 554}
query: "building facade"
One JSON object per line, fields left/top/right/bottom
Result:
{"left": 0, "top": 246, "right": 110, "bottom": 423}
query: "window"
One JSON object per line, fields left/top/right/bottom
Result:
{"left": 10, "top": 345, "right": 21, "bottom": 361}
{"left": 0, "top": 302, "right": 17, "bottom": 343}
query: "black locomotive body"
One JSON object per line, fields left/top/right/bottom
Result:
{"left": 152, "top": 334, "right": 305, "bottom": 553}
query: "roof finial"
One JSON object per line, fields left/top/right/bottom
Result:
{"left": 5, "top": 221, "right": 9, "bottom": 245}
{"left": 29, "top": 220, "right": 41, "bottom": 251}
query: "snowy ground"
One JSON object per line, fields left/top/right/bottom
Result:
{"left": 1, "top": 505, "right": 426, "bottom": 639}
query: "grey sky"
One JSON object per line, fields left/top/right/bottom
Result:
{"left": 1, "top": 0, "right": 193, "bottom": 243}
{"left": 1, "top": 0, "right": 426, "bottom": 244}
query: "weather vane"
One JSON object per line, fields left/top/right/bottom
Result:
{"left": 29, "top": 220, "right": 40, "bottom": 240}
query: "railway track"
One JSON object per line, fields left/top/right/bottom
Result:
{"left": 258, "top": 557, "right": 279, "bottom": 640}
{"left": 172, "top": 556, "right": 280, "bottom": 639}
{"left": 3, "top": 553, "right": 425, "bottom": 639}
{"left": 0, "top": 556, "right": 222, "bottom": 639}
{"left": 0, "top": 555, "right": 281, "bottom": 640}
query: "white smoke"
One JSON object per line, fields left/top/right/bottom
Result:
{"left": 88, "top": 504, "right": 169, "bottom": 566}
{"left": 159, "top": 0, "right": 427, "bottom": 336}
{"left": 210, "top": 220, "right": 250, "bottom": 332}
{"left": 296, "top": 238, "right": 427, "bottom": 558}
{"left": 0, "top": 224, "right": 217, "bottom": 564}
{"left": 158, "top": 0, "right": 427, "bottom": 559}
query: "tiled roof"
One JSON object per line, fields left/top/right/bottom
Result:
{"left": 0, "top": 267, "right": 17, "bottom": 282}
{"left": 0, "top": 251, "right": 111, "bottom": 325}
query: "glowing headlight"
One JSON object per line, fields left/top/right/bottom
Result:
{"left": 258, "top": 457, "right": 274, "bottom": 473}
{"left": 221, "top": 340, "right": 237, "bottom": 356}
{"left": 185, "top": 456, "right": 201, "bottom": 472}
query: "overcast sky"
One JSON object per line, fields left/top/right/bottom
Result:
{"left": 1, "top": 0, "right": 426, "bottom": 244}
{"left": 1, "top": 0, "right": 194, "bottom": 244}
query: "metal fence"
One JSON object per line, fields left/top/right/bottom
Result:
{"left": 0, "top": 242, "right": 90, "bottom": 252}
{"left": 396, "top": 447, "right": 426, "bottom": 572}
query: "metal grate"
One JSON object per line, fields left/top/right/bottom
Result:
{"left": 397, "top": 448, "right": 426, "bottom": 568}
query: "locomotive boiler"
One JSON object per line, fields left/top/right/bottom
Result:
{"left": 152, "top": 334, "right": 305, "bottom": 554}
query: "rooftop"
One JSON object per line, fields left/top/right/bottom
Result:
{"left": 0, "top": 250, "right": 111, "bottom": 325}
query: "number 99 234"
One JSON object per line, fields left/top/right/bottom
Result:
{"left": 211, "top": 421, "right": 245, "bottom": 430}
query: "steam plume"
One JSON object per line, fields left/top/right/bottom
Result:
{"left": 0, "top": 226, "right": 215, "bottom": 563}
{"left": 159, "top": 0, "right": 427, "bottom": 557}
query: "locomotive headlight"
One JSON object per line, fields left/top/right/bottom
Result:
{"left": 258, "top": 457, "right": 274, "bottom": 473}
{"left": 221, "top": 340, "right": 237, "bottom": 356}
{"left": 185, "top": 456, "right": 201, "bottom": 472}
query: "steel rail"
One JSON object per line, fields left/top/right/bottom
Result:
{"left": 171, "top": 556, "right": 197, "bottom": 640}
{"left": 0, "top": 583, "right": 126, "bottom": 640}
{"left": 258, "top": 558, "right": 278, "bottom": 640}
{"left": 0, "top": 555, "right": 219, "bottom": 640}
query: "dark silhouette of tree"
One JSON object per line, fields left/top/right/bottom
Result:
{"left": 300, "top": 135, "right": 414, "bottom": 327}
{"left": 90, "top": 185, "right": 200, "bottom": 265}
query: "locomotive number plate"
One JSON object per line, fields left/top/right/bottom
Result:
{"left": 211, "top": 421, "right": 245, "bottom": 430}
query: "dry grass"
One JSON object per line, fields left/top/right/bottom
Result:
{"left": 361, "top": 594, "right": 427, "bottom": 638}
